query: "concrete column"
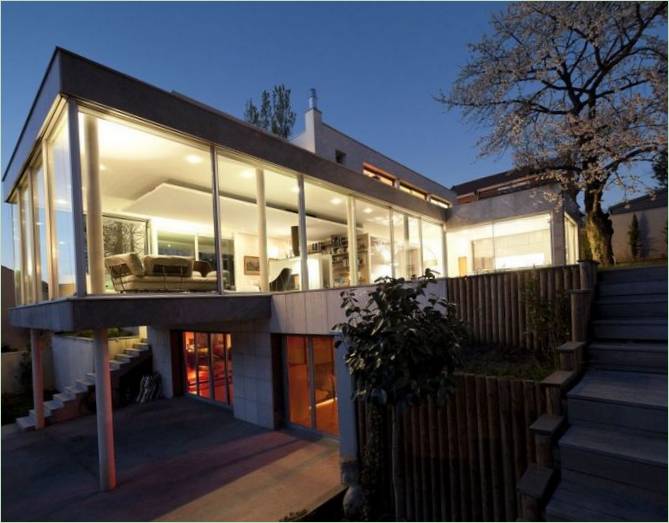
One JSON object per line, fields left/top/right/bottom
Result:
{"left": 30, "top": 330, "right": 45, "bottom": 430}
{"left": 417, "top": 217, "right": 424, "bottom": 277}
{"left": 346, "top": 196, "right": 358, "bottom": 286}
{"left": 93, "top": 329, "right": 116, "bottom": 490}
{"left": 441, "top": 223, "right": 448, "bottom": 279}
{"left": 256, "top": 168, "right": 269, "bottom": 292}
{"left": 333, "top": 333, "right": 357, "bottom": 463}
{"left": 84, "top": 115, "right": 105, "bottom": 294}
{"left": 297, "top": 175, "right": 309, "bottom": 291}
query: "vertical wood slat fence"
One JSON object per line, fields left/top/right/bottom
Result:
{"left": 446, "top": 265, "right": 582, "bottom": 351}
{"left": 356, "top": 373, "right": 547, "bottom": 522}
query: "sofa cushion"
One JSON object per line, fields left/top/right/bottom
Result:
{"left": 143, "top": 256, "right": 193, "bottom": 277}
{"left": 104, "top": 252, "right": 144, "bottom": 277}
{"left": 114, "top": 274, "right": 216, "bottom": 292}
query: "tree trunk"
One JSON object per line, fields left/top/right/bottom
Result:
{"left": 392, "top": 405, "right": 405, "bottom": 521}
{"left": 583, "top": 182, "right": 614, "bottom": 265}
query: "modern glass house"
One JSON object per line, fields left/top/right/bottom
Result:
{"left": 4, "top": 48, "right": 579, "bottom": 491}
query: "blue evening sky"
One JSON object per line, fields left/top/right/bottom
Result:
{"left": 0, "top": 2, "right": 655, "bottom": 267}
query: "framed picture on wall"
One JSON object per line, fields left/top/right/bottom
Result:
{"left": 244, "top": 256, "right": 260, "bottom": 275}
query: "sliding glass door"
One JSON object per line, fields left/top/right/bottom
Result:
{"left": 284, "top": 335, "right": 339, "bottom": 436}
{"left": 182, "top": 331, "right": 233, "bottom": 406}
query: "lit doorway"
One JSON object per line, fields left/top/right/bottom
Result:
{"left": 284, "top": 335, "right": 339, "bottom": 436}
{"left": 182, "top": 331, "right": 233, "bottom": 406}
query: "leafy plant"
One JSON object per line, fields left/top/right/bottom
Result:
{"left": 521, "top": 274, "right": 570, "bottom": 363}
{"left": 334, "top": 269, "right": 466, "bottom": 520}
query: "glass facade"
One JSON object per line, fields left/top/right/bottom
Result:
{"left": 446, "top": 214, "right": 553, "bottom": 277}
{"left": 8, "top": 98, "right": 589, "bottom": 307}
{"left": 284, "top": 335, "right": 338, "bottom": 436}
{"left": 47, "top": 115, "right": 77, "bottom": 298}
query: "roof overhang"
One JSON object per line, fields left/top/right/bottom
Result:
{"left": 4, "top": 48, "right": 446, "bottom": 222}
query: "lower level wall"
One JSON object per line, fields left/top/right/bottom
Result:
{"left": 611, "top": 207, "right": 668, "bottom": 262}
{"left": 147, "top": 320, "right": 275, "bottom": 429}
{"left": 1, "top": 348, "right": 54, "bottom": 394}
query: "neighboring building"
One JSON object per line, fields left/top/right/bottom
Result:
{"left": 446, "top": 169, "right": 580, "bottom": 277}
{"left": 610, "top": 189, "right": 668, "bottom": 263}
{"left": 291, "top": 89, "right": 455, "bottom": 210}
{"left": 3, "top": 49, "right": 580, "bottom": 489}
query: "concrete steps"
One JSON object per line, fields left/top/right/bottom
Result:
{"left": 16, "top": 342, "right": 152, "bottom": 432}
{"left": 588, "top": 341, "right": 667, "bottom": 373}
{"left": 568, "top": 370, "right": 667, "bottom": 433}
{"left": 594, "top": 294, "right": 667, "bottom": 319}
{"left": 560, "top": 424, "right": 667, "bottom": 494}
{"left": 546, "top": 470, "right": 668, "bottom": 521}
{"left": 592, "top": 318, "right": 667, "bottom": 341}
{"left": 544, "top": 266, "right": 668, "bottom": 521}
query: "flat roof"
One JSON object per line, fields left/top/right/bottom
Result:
{"left": 609, "top": 189, "right": 668, "bottom": 214}
{"left": 3, "top": 48, "right": 445, "bottom": 222}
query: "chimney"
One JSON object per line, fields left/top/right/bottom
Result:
{"left": 308, "top": 88, "right": 318, "bottom": 111}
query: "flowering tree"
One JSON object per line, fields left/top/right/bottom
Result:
{"left": 439, "top": 2, "right": 667, "bottom": 264}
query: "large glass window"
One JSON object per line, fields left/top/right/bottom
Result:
{"left": 19, "top": 180, "right": 35, "bottom": 304}
{"left": 32, "top": 163, "right": 50, "bottom": 301}
{"left": 265, "top": 169, "right": 302, "bottom": 292}
{"left": 79, "top": 110, "right": 215, "bottom": 294}
{"left": 11, "top": 198, "right": 22, "bottom": 305}
{"left": 421, "top": 219, "right": 444, "bottom": 277}
{"left": 47, "top": 116, "right": 77, "bottom": 297}
{"left": 355, "top": 200, "right": 392, "bottom": 283}
{"left": 565, "top": 215, "right": 579, "bottom": 265}
{"left": 217, "top": 155, "right": 260, "bottom": 291}
{"left": 446, "top": 214, "right": 552, "bottom": 277}
{"left": 284, "top": 335, "right": 338, "bottom": 436}
{"left": 392, "top": 212, "right": 422, "bottom": 279}
{"left": 304, "top": 180, "right": 349, "bottom": 289}
{"left": 182, "top": 331, "right": 233, "bottom": 406}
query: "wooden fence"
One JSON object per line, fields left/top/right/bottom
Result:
{"left": 446, "top": 264, "right": 583, "bottom": 351}
{"left": 356, "top": 373, "right": 547, "bottom": 522}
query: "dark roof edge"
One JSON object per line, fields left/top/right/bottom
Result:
{"left": 3, "top": 47, "right": 61, "bottom": 182}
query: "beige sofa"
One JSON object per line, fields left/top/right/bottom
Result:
{"left": 104, "top": 253, "right": 218, "bottom": 293}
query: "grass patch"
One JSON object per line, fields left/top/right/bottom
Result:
{"left": 62, "top": 327, "right": 136, "bottom": 339}
{"left": 460, "top": 344, "right": 556, "bottom": 381}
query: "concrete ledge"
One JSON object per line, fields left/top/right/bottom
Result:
{"left": 9, "top": 293, "right": 272, "bottom": 331}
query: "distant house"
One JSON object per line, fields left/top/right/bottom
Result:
{"left": 610, "top": 189, "right": 668, "bottom": 263}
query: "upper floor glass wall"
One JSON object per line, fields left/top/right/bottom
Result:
{"left": 446, "top": 213, "right": 552, "bottom": 277}
{"left": 9, "top": 100, "right": 448, "bottom": 304}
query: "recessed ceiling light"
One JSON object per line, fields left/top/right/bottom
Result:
{"left": 185, "top": 154, "right": 203, "bottom": 164}
{"left": 291, "top": 186, "right": 300, "bottom": 193}
{"left": 330, "top": 197, "right": 343, "bottom": 205}
{"left": 363, "top": 207, "right": 373, "bottom": 214}
{"left": 240, "top": 170, "right": 254, "bottom": 179}
{"left": 100, "top": 164, "right": 108, "bottom": 172}
{"left": 55, "top": 198, "right": 68, "bottom": 205}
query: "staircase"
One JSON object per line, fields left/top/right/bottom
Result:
{"left": 546, "top": 266, "right": 668, "bottom": 521}
{"left": 16, "top": 341, "right": 152, "bottom": 432}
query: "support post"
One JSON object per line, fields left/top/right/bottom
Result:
{"left": 346, "top": 196, "right": 358, "bottom": 286}
{"left": 83, "top": 115, "right": 105, "bottom": 294}
{"left": 388, "top": 208, "right": 396, "bottom": 278}
{"left": 256, "top": 168, "right": 269, "bottom": 292}
{"left": 578, "top": 259, "right": 597, "bottom": 290}
{"left": 94, "top": 329, "right": 116, "bottom": 490}
{"left": 30, "top": 330, "right": 45, "bottom": 430}
{"left": 570, "top": 289, "right": 593, "bottom": 342}
{"left": 297, "top": 175, "right": 309, "bottom": 291}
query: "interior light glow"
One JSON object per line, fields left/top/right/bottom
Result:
{"left": 185, "top": 154, "right": 204, "bottom": 164}
{"left": 291, "top": 186, "right": 300, "bottom": 193}
{"left": 100, "top": 164, "right": 108, "bottom": 172}
{"left": 330, "top": 197, "right": 343, "bottom": 205}
{"left": 363, "top": 207, "right": 373, "bottom": 214}
{"left": 240, "top": 170, "right": 254, "bottom": 179}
